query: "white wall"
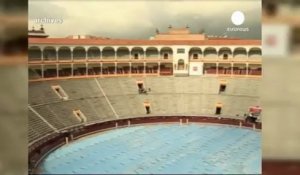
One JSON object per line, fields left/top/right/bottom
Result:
{"left": 172, "top": 46, "right": 190, "bottom": 75}
{"left": 189, "top": 62, "right": 203, "bottom": 76}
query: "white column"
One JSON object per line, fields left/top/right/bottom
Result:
{"left": 41, "top": 49, "right": 44, "bottom": 61}
{"left": 99, "top": 48, "right": 102, "bottom": 60}
{"left": 247, "top": 49, "right": 250, "bottom": 59}
{"left": 100, "top": 63, "right": 103, "bottom": 76}
{"left": 71, "top": 63, "right": 74, "bottom": 76}
{"left": 56, "top": 64, "right": 59, "bottom": 77}
{"left": 86, "top": 63, "right": 88, "bottom": 76}
{"left": 158, "top": 50, "right": 161, "bottom": 60}
{"left": 85, "top": 49, "right": 88, "bottom": 60}
{"left": 158, "top": 62, "right": 161, "bottom": 75}
{"left": 71, "top": 50, "right": 73, "bottom": 61}
{"left": 129, "top": 62, "right": 132, "bottom": 76}
{"left": 231, "top": 63, "right": 233, "bottom": 77}
{"left": 41, "top": 48, "right": 44, "bottom": 62}
{"left": 129, "top": 50, "right": 131, "bottom": 60}
{"left": 56, "top": 48, "right": 58, "bottom": 61}
{"left": 41, "top": 64, "right": 44, "bottom": 78}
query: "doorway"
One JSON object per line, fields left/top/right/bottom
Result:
{"left": 178, "top": 59, "right": 185, "bottom": 70}
{"left": 137, "top": 83, "right": 143, "bottom": 90}
{"left": 145, "top": 106, "right": 150, "bottom": 114}
{"left": 219, "top": 84, "right": 226, "bottom": 93}
{"left": 215, "top": 107, "right": 222, "bottom": 115}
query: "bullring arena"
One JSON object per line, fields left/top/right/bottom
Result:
{"left": 28, "top": 27, "right": 262, "bottom": 174}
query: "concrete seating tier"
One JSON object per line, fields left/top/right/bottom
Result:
{"left": 28, "top": 77, "right": 260, "bottom": 143}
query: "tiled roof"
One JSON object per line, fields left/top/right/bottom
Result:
{"left": 28, "top": 37, "right": 261, "bottom": 46}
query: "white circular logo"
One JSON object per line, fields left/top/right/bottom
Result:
{"left": 231, "top": 11, "right": 245, "bottom": 26}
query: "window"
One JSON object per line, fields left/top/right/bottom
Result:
{"left": 223, "top": 54, "right": 228, "bottom": 60}
{"left": 263, "top": 1, "right": 278, "bottom": 16}
{"left": 219, "top": 84, "right": 226, "bottom": 93}
{"left": 134, "top": 53, "right": 139, "bottom": 59}
{"left": 163, "top": 53, "right": 168, "bottom": 59}
{"left": 177, "top": 48, "right": 185, "bottom": 54}
{"left": 52, "top": 85, "right": 68, "bottom": 100}
{"left": 193, "top": 54, "right": 198, "bottom": 59}
{"left": 73, "top": 110, "right": 87, "bottom": 123}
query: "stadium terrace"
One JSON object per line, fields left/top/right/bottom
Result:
{"left": 28, "top": 26, "right": 262, "bottom": 80}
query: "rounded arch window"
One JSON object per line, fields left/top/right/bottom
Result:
{"left": 223, "top": 53, "right": 228, "bottom": 60}
{"left": 164, "top": 53, "right": 168, "bottom": 59}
